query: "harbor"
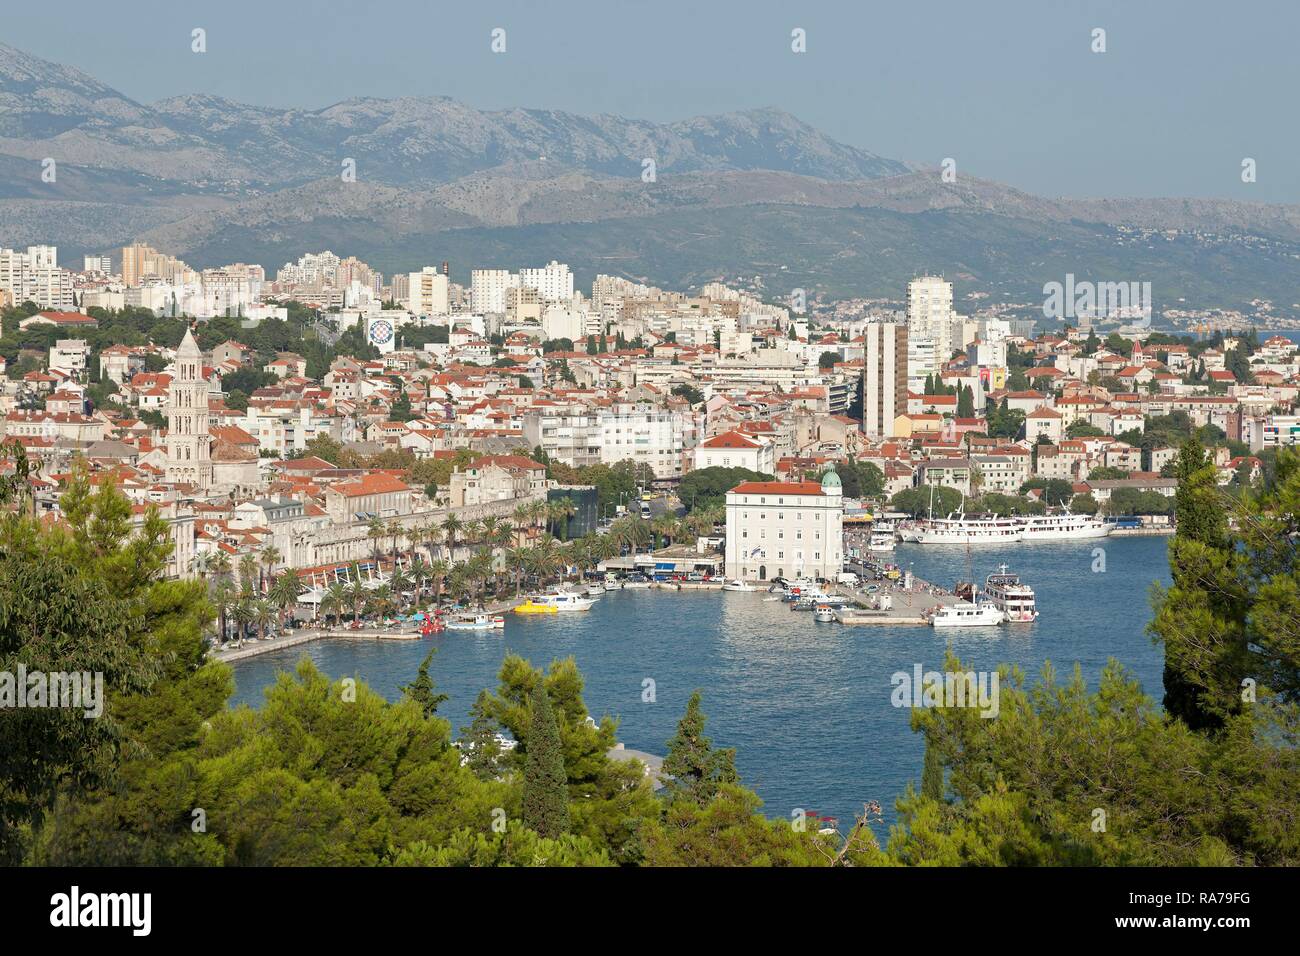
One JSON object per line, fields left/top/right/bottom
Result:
{"left": 225, "top": 535, "right": 1171, "bottom": 834}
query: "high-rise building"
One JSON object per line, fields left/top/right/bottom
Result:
{"left": 405, "top": 267, "right": 450, "bottom": 315}
{"left": 906, "top": 275, "right": 956, "bottom": 373}
{"left": 471, "top": 269, "right": 519, "bottom": 314}
{"left": 165, "top": 328, "right": 212, "bottom": 492}
{"left": 122, "top": 242, "right": 192, "bottom": 287}
{"left": 519, "top": 260, "right": 574, "bottom": 302}
{"left": 862, "top": 322, "right": 908, "bottom": 438}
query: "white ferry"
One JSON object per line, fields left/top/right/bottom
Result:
{"left": 1016, "top": 510, "right": 1113, "bottom": 541}
{"left": 929, "top": 601, "right": 1005, "bottom": 627}
{"left": 983, "top": 564, "right": 1038, "bottom": 622}
{"left": 913, "top": 513, "right": 1023, "bottom": 545}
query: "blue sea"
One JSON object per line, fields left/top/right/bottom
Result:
{"left": 228, "top": 536, "right": 1172, "bottom": 831}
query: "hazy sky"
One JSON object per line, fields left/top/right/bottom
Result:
{"left": 7, "top": 0, "right": 1299, "bottom": 202}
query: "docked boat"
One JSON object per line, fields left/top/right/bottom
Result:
{"left": 586, "top": 584, "right": 605, "bottom": 597}
{"left": 813, "top": 604, "right": 837, "bottom": 623}
{"left": 621, "top": 574, "right": 652, "bottom": 589}
{"left": 929, "top": 601, "right": 1005, "bottom": 627}
{"left": 532, "top": 590, "right": 597, "bottom": 611}
{"left": 513, "top": 599, "right": 558, "bottom": 615}
{"left": 602, "top": 573, "right": 623, "bottom": 591}
{"left": 913, "top": 512, "right": 1023, "bottom": 545}
{"left": 983, "top": 564, "right": 1038, "bottom": 622}
{"left": 1015, "top": 510, "right": 1113, "bottom": 541}
{"left": 722, "top": 578, "right": 758, "bottom": 592}
{"left": 446, "top": 613, "right": 505, "bottom": 631}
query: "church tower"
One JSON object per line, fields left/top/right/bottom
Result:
{"left": 165, "top": 327, "right": 212, "bottom": 492}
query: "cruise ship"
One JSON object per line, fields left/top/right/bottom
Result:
{"left": 983, "top": 564, "right": 1038, "bottom": 622}
{"left": 911, "top": 513, "right": 1023, "bottom": 545}
{"left": 1015, "top": 511, "right": 1114, "bottom": 541}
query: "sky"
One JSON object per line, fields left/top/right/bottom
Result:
{"left": 6, "top": 0, "right": 1299, "bottom": 202}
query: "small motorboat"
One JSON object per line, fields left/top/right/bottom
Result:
{"left": 721, "top": 579, "right": 757, "bottom": 592}
{"left": 586, "top": 584, "right": 605, "bottom": 597}
{"left": 813, "top": 605, "right": 837, "bottom": 623}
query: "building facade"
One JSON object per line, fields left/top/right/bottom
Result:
{"left": 724, "top": 470, "right": 844, "bottom": 582}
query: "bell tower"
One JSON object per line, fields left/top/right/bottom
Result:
{"left": 164, "top": 327, "right": 212, "bottom": 492}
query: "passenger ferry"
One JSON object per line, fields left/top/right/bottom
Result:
{"left": 983, "top": 564, "right": 1039, "bottom": 622}
{"left": 1015, "top": 510, "right": 1114, "bottom": 541}
{"left": 913, "top": 512, "right": 1023, "bottom": 545}
{"left": 929, "top": 601, "right": 1005, "bottom": 627}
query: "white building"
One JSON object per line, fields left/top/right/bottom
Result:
{"left": 471, "top": 269, "right": 520, "bottom": 314}
{"left": 599, "top": 401, "right": 696, "bottom": 479}
{"left": 519, "top": 261, "right": 574, "bottom": 302}
{"left": 694, "top": 430, "right": 776, "bottom": 474}
{"left": 906, "top": 275, "right": 957, "bottom": 374}
{"left": 405, "top": 267, "right": 449, "bottom": 316}
{"left": 724, "top": 469, "right": 844, "bottom": 582}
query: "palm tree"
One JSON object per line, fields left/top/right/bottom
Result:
{"left": 389, "top": 566, "right": 413, "bottom": 608}
{"left": 427, "top": 520, "right": 445, "bottom": 562}
{"left": 268, "top": 570, "right": 302, "bottom": 627}
{"left": 525, "top": 498, "right": 547, "bottom": 538}
{"left": 549, "top": 498, "right": 577, "bottom": 540}
{"left": 258, "top": 544, "right": 281, "bottom": 592}
{"left": 441, "top": 513, "right": 464, "bottom": 564}
{"left": 344, "top": 564, "right": 367, "bottom": 624}
{"left": 230, "top": 598, "right": 254, "bottom": 642}
{"left": 322, "top": 583, "right": 348, "bottom": 627}
{"left": 387, "top": 518, "right": 404, "bottom": 565}
{"left": 366, "top": 516, "right": 386, "bottom": 565}
{"left": 426, "top": 559, "right": 449, "bottom": 606}
{"left": 651, "top": 514, "right": 678, "bottom": 550}
{"left": 253, "top": 599, "right": 276, "bottom": 641}
{"left": 506, "top": 547, "right": 529, "bottom": 596}
{"left": 462, "top": 519, "right": 484, "bottom": 553}
{"left": 512, "top": 503, "right": 532, "bottom": 543}
{"left": 213, "top": 578, "right": 235, "bottom": 643}
{"left": 367, "top": 583, "right": 395, "bottom": 621}
{"left": 479, "top": 515, "right": 501, "bottom": 551}
{"left": 238, "top": 553, "right": 258, "bottom": 594}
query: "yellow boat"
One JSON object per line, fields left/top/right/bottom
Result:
{"left": 513, "top": 599, "right": 559, "bottom": 615}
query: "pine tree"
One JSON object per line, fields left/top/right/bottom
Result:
{"left": 521, "top": 681, "right": 570, "bottom": 838}
{"left": 459, "top": 690, "right": 505, "bottom": 780}
{"left": 1151, "top": 438, "right": 1249, "bottom": 730}
{"left": 401, "top": 649, "right": 449, "bottom": 718}
{"left": 921, "top": 736, "right": 944, "bottom": 801}
{"left": 662, "top": 691, "right": 738, "bottom": 806}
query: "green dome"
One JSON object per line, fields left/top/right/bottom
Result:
{"left": 820, "top": 467, "right": 842, "bottom": 490}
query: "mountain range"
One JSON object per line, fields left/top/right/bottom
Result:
{"left": 4, "top": 40, "right": 1300, "bottom": 320}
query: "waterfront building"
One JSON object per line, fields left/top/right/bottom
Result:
{"left": 724, "top": 468, "right": 843, "bottom": 582}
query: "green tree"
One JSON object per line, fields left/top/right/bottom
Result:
{"left": 662, "top": 691, "right": 739, "bottom": 806}
{"left": 521, "top": 681, "right": 570, "bottom": 838}
{"left": 402, "top": 649, "right": 450, "bottom": 718}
